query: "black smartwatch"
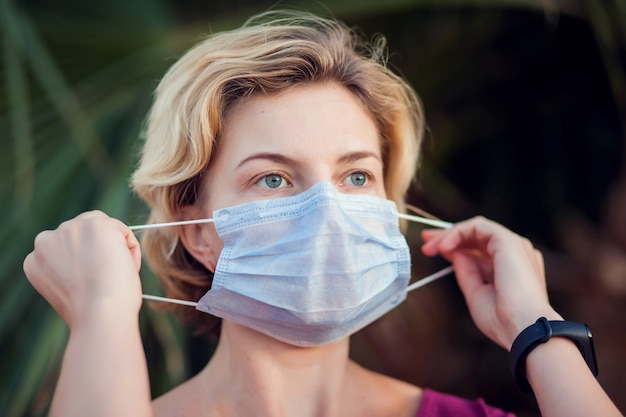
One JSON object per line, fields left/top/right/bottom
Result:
{"left": 509, "top": 317, "right": 598, "bottom": 394}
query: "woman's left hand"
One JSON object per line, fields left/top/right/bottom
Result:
{"left": 421, "top": 216, "right": 563, "bottom": 350}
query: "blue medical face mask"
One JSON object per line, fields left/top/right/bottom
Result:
{"left": 196, "top": 182, "right": 411, "bottom": 346}
{"left": 133, "top": 182, "right": 453, "bottom": 347}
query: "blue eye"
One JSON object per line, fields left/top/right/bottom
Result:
{"left": 257, "top": 173, "right": 288, "bottom": 189}
{"left": 344, "top": 172, "right": 368, "bottom": 186}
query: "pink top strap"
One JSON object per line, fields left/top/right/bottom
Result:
{"left": 417, "top": 389, "right": 516, "bottom": 417}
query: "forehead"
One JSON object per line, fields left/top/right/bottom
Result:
{"left": 216, "top": 82, "right": 381, "bottom": 160}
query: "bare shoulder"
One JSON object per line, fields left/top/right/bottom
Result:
{"left": 152, "top": 376, "right": 207, "bottom": 417}
{"left": 152, "top": 362, "right": 423, "bottom": 417}
{"left": 348, "top": 361, "right": 423, "bottom": 417}
{"left": 152, "top": 387, "right": 190, "bottom": 417}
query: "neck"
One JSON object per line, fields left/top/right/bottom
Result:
{"left": 200, "top": 321, "right": 357, "bottom": 417}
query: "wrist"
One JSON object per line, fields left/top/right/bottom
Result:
{"left": 509, "top": 317, "right": 598, "bottom": 394}
{"left": 71, "top": 296, "right": 140, "bottom": 331}
{"left": 505, "top": 309, "right": 564, "bottom": 348}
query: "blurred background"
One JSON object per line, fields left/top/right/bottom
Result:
{"left": 1, "top": 0, "right": 624, "bottom": 416}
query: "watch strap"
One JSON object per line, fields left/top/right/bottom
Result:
{"left": 509, "top": 317, "right": 598, "bottom": 393}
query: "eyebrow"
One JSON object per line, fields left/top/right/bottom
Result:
{"left": 236, "top": 150, "right": 382, "bottom": 169}
{"left": 236, "top": 152, "right": 299, "bottom": 169}
{"left": 337, "top": 151, "right": 382, "bottom": 164}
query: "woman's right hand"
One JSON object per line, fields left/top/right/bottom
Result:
{"left": 421, "top": 216, "right": 559, "bottom": 350}
{"left": 23, "top": 211, "right": 143, "bottom": 328}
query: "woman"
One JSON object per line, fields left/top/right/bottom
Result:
{"left": 23, "top": 11, "right": 620, "bottom": 417}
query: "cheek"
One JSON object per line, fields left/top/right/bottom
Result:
{"left": 376, "top": 181, "right": 387, "bottom": 199}
{"left": 199, "top": 194, "right": 226, "bottom": 256}
{"left": 203, "top": 225, "right": 225, "bottom": 259}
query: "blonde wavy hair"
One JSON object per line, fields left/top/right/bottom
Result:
{"left": 132, "top": 10, "right": 424, "bottom": 336}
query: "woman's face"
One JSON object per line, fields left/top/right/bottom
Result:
{"left": 184, "top": 82, "right": 385, "bottom": 269}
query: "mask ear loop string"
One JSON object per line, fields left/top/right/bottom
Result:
{"left": 398, "top": 213, "right": 453, "bottom": 229}
{"left": 131, "top": 212, "right": 455, "bottom": 307}
{"left": 129, "top": 218, "right": 214, "bottom": 231}
{"left": 400, "top": 205, "right": 455, "bottom": 291}
{"left": 406, "top": 265, "right": 455, "bottom": 292}
{"left": 142, "top": 294, "right": 199, "bottom": 307}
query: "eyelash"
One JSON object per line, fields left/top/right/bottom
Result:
{"left": 251, "top": 170, "right": 375, "bottom": 190}
{"left": 341, "top": 170, "right": 372, "bottom": 187}
{"left": 253, "top": 171, "right": 292, "bottom": 189}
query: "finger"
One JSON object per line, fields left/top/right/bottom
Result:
{"left": 22, "top": 251, "right": 35, "bottom": 282}
{"left": 122, "top": 224, "right": 142, "bottom": 272}
{"left": 452, "top": 250, "right": 486, "bottom": 300}
{"left": 102, "top": 217, "right": 143, "bottom": 273}
{"left": 422, "top": 218, "right": 499, "bottom": 257}
{"left": 437, "top": 217, "right": 496, "bottom": 252}
{"left": 452, "top": 252, "right": 493, "bottom": 310}
{"left": 72, "top": 210, "right": 109, "bottom": 223}
{"left": 421, "top": 229, "right": 444, "bottom": 241}
{"left": 420, "top": 229, "right": 447, "bottom": 256}
{"left": 421, "top": 220, "right": 486, "bottom": 257}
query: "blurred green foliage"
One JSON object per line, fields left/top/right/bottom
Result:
{"left": 1, "top": 1, "right": 625, "bottom": 416}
